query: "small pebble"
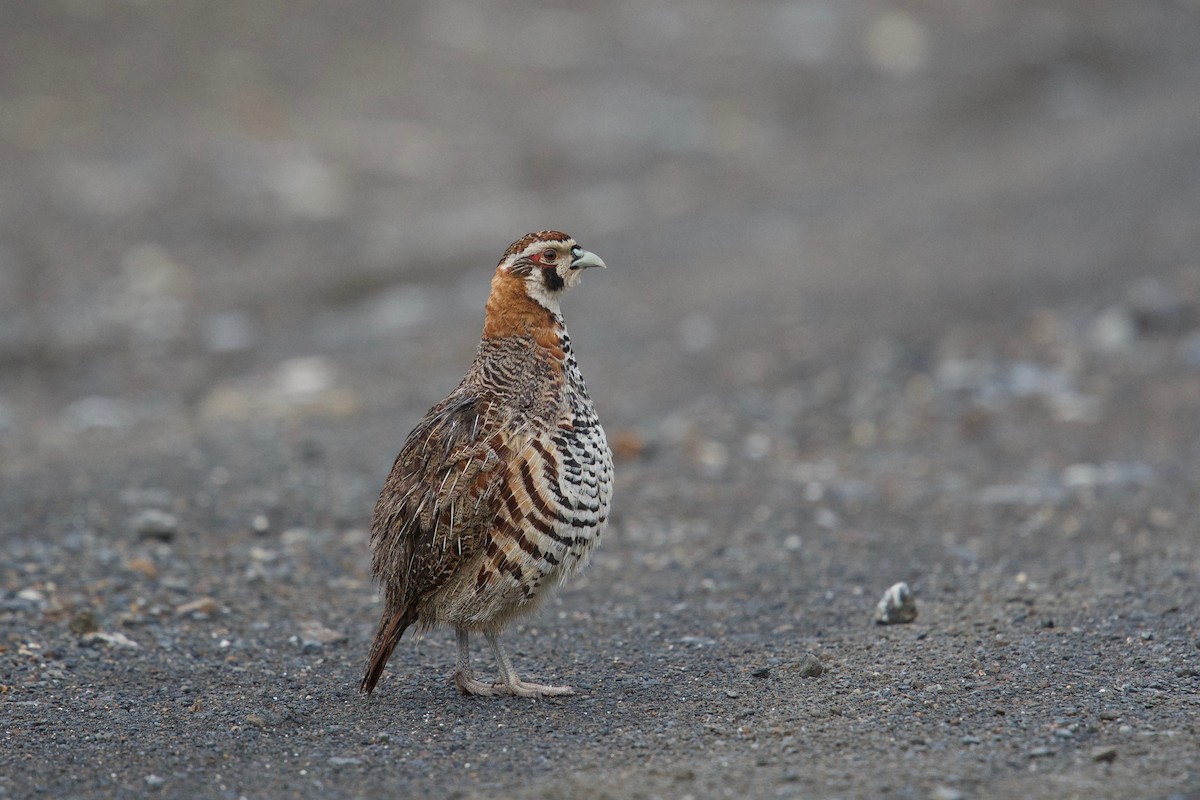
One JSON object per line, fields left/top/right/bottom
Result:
{"left": 751, "top": 667, "right": 771, "bottom": 679}
{"left": 69, "top": 609, "right": 99, "bottom": 635}
{"left": 1089, "top": 307, "right": 1136, "bottom": 351}
{"left": 875, "top": 581, "right": 918, "bottom": 624}
{"left": 1090, "top": 745, "right": 1118, "bottom": 763}
{"left": 175, "top": 597, "right": 220, "bottom": 618}
{"left": 815, "top": 507, "right": 840, "bottom": 529}
{"left": 328, "top": 756, "right": 363, "bottom": 767}
{"left": 930, "top": 787, "right": 964, "bottom": 800}
{"left": 245, "top": 714, "right": 267, "bottom": 728}
{"left": 144, "top": 775, "right": 165, "bottom": 790}
{"left": 1127, "top": 277, "right": 1189, "bottom": 334}
{"left": 16, "top": 588, "right": 47, "bottom": 607}
{"left": 1029, "top": 746, "right": 1055, "bottom": 758}
{"left": 793, "top": 653, "right": 824, "bottom": 678}
{"left": 276, "top": 356, "right": 335, "bottom": 397}
{"left": 80, "top": 631, "right": 140, "bottom": 650}
{"left": 131, "top": 509, "right": 179, "bottom": 541}
{"left": 127, "top": 558, "right": 159, "bottom": 579}
{"left": 299, "top": 621, "right": 348, "bottom": 652}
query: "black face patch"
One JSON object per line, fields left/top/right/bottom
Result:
{"left": 541, "top": 267, "right": 565, "bottom": 291}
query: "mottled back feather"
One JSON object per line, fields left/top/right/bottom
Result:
{"left": 370, "top": 391, "right": 506, "bottom": 614}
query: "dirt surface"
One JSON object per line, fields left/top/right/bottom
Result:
{"left": 3, "top": 2, "right": 1200, "bottom": 798}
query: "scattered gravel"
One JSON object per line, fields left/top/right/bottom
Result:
{"left": 4, "top": 4, "right": 1200, "bottom": 800}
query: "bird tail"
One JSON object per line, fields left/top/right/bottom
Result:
{"left": 360, "top": 607, "right": 418, "bottom": 695}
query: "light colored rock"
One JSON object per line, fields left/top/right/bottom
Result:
{"left": 131, "top": 509, "right": 179, "bottom": 540}
{"left": 931, "top": 787, "right": 964, "bottom": 800}
{"left": 175, "top": 597, "right": 220, "bottom": 618}
{"left": 299, "top": 620, "right": 348, "bottom": 653}
{"left": 793, "top": 653, "right": 824, "bottom": 678}
{"left": 875, "top": 581, "right": 917, "bottom": 624}
{"left": 1089, "top": 307, "right": 1136, "bottom": 352}
{"left": 81, "top": 631, "right": 140, "bottom": 649}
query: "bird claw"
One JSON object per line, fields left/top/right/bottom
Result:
{"left": 504, "top": 680, "right": 576, "bottom": 698}
{"left": 453, "top": 669, "right": 496, "bottom": 696}
{"left": 453, "top": 669, "right": 574, "bottom": 698}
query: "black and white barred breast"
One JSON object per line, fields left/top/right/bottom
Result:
{"left": 412, "top": 323, "right": 612, "bottom": 628}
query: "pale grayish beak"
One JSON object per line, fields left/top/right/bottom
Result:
{"left": 570, "top": 249, "right": 606, "bottom": 270}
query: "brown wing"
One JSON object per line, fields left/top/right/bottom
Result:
{"left": 362, "top": 391, "right": 508, "bottom": 693}
{"left": 370, "top": 391, "right": 508, "bottom": 613}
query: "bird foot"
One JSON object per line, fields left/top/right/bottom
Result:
{"left": 453, "top": 669, "right": 498, "bottom": 696}
{"left": 501, "top": 679, "right": 576, "bottom": 698}
{"left": 452, "top": 669, "right": 575, "bottom": 698}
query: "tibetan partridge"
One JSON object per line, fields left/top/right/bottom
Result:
{"left": 361, "top": 231, "right": 614, "bottom": 698}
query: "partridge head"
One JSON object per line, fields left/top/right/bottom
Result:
{"left": 483, "top": 231, "right": 605, "bottom": 338}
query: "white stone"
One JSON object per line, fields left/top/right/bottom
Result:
{"left": 876, "top": 581, "right": 917, "bottom": 624}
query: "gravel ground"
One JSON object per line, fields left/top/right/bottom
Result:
{"left": 3, "top": 2, "right": 1200, "bottom": 798}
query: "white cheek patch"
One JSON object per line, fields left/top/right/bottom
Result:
{"left": 524, "top": 273, "right": 564, "bottom": 313}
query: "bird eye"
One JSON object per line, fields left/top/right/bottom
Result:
{"left": 542, "top": 248, "right": 557, "bottom": 261}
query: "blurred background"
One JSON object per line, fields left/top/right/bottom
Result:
{"left": 5, "top": 6, "right": 1200, "bottom": 795}
{"left": 2, "top": 0, "right": 1199, "bottom": 448}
